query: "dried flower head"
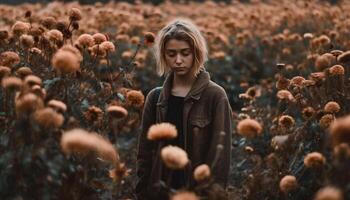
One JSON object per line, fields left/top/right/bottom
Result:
{"left": 92, "top": 33, "right": 107, "bottom": 44}
{"left": 144, "top": 32, "right": 155, "bottom": 47}
{"left": 2, "top": 76, "right": 23, "bottom": 91}
{"left": 329, "top": 65, "right": 344, "bottom": 75}
{"left": 30, "top": 47, "right": 42, "bottom": 55}
{"left": 52, "top": 50, "right": 80, "bottom": 74}
{"left": 109, "top": 162, "right": 131, "bottom": 182}
{"left": 303, "top": 152, "right": 326, "bottom": 168}
{"left": 61, "top": 128, "right": 119, "bottom": 163}
{"left": 337, "top": 51, "right": 350, "bottom": 63}
{"left": 40, "top": 16, "right": 57, "bottom": 29}
{"left": 24, "top": 75, "right": 42, "bottom": 87}
{"left": 320, "top": 114, "right": 335, "bottom": 129}
{"left": 84, "top": 106, "right": 103, "bottom": 123}
{"left": 34, "top": 107, "right": 64, "bottom": 129}
{"left": 106, "top": 105, "right": 128, "bottom": 119}
{"left": 69, "top": 8, "right": 82, "bottom": 21}
{"left": 126, "top": 90, "right": 144, "bottom": 108}
{"left": 329, "top": 115, "right": 350, "bottom": 145}
{"left": 279, "top": 175, "right": 298, "bottom": 193}
{"left": 314, "top": 186, "right": 343, "bottom": 200}
{"left": 15, "top": 93, "right": 44, "bottom": 117}
{"left": 46, "top": 29, "right": 63, "bottom": 43}
{"left": 330, "top": 50, "right": 343, "bottom": 58}
{"left": 276, "top": 77, "right": 290, "bottom": 90}
{"left": 276, "top": 90, "right": 295, "bottom": 102}
{"left": 11, "top": 21, "right": 30, "bottom": 36}
{"left": 0, "top": 30, "right": 9, "bottom": 40}
{"left": 290, "top": 76, "right": 305, "bottom": 87}
{"left": 171, "top": 191, "right": 199, "bottom": 200}
{"left": 278, "top": 115, "right": 295, "bottom": 129}
{"left": 47, "top": 99, "right": 67, "bottom": 113}
{"left": 16, "top": 67, "right": 32, "bottom": 78}
{"left": 315, "top": 53, "right": 336, "bottom": 71}
{"left": 0, "top": 66, "right": 11, "bottom": 80}
{"left": 193, "top": 164, "right": 211, "bottom": 182}
{"left": 77, "top": 33, "right": 94, "bottom": 48}
{"left": 302, "top": 107, "right": 315, "bottom": 119}
{"left": 324, "top": 101, "right": 340, "bottom": 114}
{"left": 333, "top": 143, "right": 350, "bottom": 159}
{"left": 237, "top": 118, "right": 263, "bottom": 138}
{"left": 147, "top": 123, "right": 177, "bottom": 141}
{"left": 100, "top": 41, "right": 116, "bottom": 52}
{"left": 271, "top": 135, "right": 289, "bottom": 150}
{"left": 0, "top": 51, "right": 20, "bottom": 67}
{"left": 20, "top": 34, "right": 34, "bottom": 48}
{"left": 30, "top": 85, "right": 46, "bottom": 99}
{"left": 60, "top": 45, "right": 83, "bottom": 61}
{"left": 303, "top": 33, "right": 314, "bottom": 39}
{"left": 161, "top": 145, "right": 189, "bottom": 169}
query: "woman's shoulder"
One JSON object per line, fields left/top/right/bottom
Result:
{"left": 204, "top": 80, "right": 228, "bottom": 98}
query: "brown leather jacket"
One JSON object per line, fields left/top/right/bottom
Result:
{"left": 136, "top": 70, "right": 233, "bottom": 199}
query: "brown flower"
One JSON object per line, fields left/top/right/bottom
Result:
{"left": 92, "top": 33, "right": 107, "bottom": 44}
{"left": 279, "top": 175, "right": 298, "bottom": 193}
{"left": 100, "top": 41, "right": 116, "bottom": 52}
{"left": 11, "top": 21, "right": 30, "bottom": 36}
{"left": 324, "top": 101, "right": 340, "bottom": 114}
{"left": 106, "top": 105, "right": 128, "bottom": 119}
{"left": 147, "top": 123, "right": 177, "bottom": 141}
{"left": 84, "top": 106, "right": 103, "bottom": 123}
{"left": 320, "top": 114, "right": 335, "bottom": 129}
{"left": 61, "top": 128, "right": 119, "bottom": 163}
{"left": 16, "top": 67, "right": 32, "bottom": 79}
{"left": 144, "top": 32, "right": 155, "bottom": 47}
{"left": 171, "top": 191, "right": 199, "bottom": 200}
{"left": 126, "top": 90, "right": 144, "bottom": 108}
{"left": 315, "top": 53, "right": 336, "bottom": 71}
{"left": 52, "top": 50, "right": 80, "bottom": 74}
{"left": 302, "top": 107, "right": 315, "bottom": 119}
{"left": 276, "top": 76, "right": 290, "bottom": 90}
{"left": 40, "top": 16, "right": 57, "bottom": 29}
{"left": 77, "top": 33, "right": 94, "bottom": 48}
{"left": 329, "top": 115, "right": 350, "bottom": 145}
{"left": 304, "top": 152, "right": 326, "bottom": 168}
{"left": 24, "top": 75, "right": 42, "bottom": 87}
{"left": 290, "top": 76, "right": 305, "bottom": 87}
{"left": 20, "top": 34, "right": 34, "bottom": 48}
{"left": 69, "top": 8, "right": 82, "bottom": 21}
{"left": 34, "top": 107, "right": 64, "bottom": 129}
{"left": 46, "top": 29, "right": 63, "bottom": 43}
{"left": 161, "top": 145, "right": 189, "bottom": 169}
{"left": 278, "top": 115, "right": 295, "bottom": 129}
{"left": 0, "top": 66, "right": 11, "bottom": 80}
{"left": 2, "top": 77, "right": 23, "bottom": 91}
{"left": 0, "top": 51, "right": 20, "bottom": 67}
{"left": 237, "top": 118, "right": 263, "bottom": 138}
{"left": 276, "top": 90, "right": 295, "bottom": 102}
{"left": 329, "top": 65, "right": 344, "bottom": 75}
{"left": 193, "top": 164, "right": 211, "bottom": 182}
{"left": 314, "top": 186, "right": 343, "bottom": 200}
{"left": 60, "top": 45, "right": 83, "bottom": 61}
{"left": 109, "top": 162, "right": 131, "bottom": 182}
{"left": 15, "top": 93, "right": 44, "bottom": 117}
{"left": 47, "top": 99, "right": 67, "bottom": 113}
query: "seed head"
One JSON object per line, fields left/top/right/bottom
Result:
{"left": 302, "top": 107, "right": 315, "bottom": 119}
{"left": 314, "top": 186, "right": 343, "bottom": 200}
{"left": 47, "top": 99, "right": 67, "bottom": 113}
{"left": 24, "top": 75, "right": 42, "bottom": 87}
{"left": 193, "top": 164, "right": 211, "bottom": 182}
{"left": 147, "top": 123, "right": 177, "bottom": 141}
{"left": 34, "top": 107, "right": 64, "bottom": 129}
{"left": 100, "top": 41, "right": 116, "bottom": 52}
{"left": 329, "top": 65, "right": 344, "bottom": 75}
{"left": 237, "top": 118, "right": 263, "bottom": 138}
{"left": 290, "top": 76, "right": 305, "bottom": 87}
{"left": 15, "top": 93, "right": 44, "bottom": 117}
{"left": 126, "top": 90, "right": 144, "bottom": 108}
{"left": 2, "top": 76, "right": 23, "bottom": 91}
{"left": 60, "top": 45, "right": 83, "bottom": 61}
{"left": 0, "top": 51, "right": 20, "bottom": 67}
{"left": 144, "top": 32, "right": 155, "bottom": 47}
{"left": 0, "top": 66, "right": 11, "bottom": 80}
{"left": 40, "top": 16, "right": 57, "bottom": 29}
{"left": 161, "top": 145, "right": 189, "bottom": 169}
{"left": 11, "top": 21, "right": 30, "bottom": 36}
{"left": 315, "top": 53, "right": 336, "bottom": 71}
{"left": 84, "top": 106, "right": 103, "bottom": 123}
{"left": 20, "top": 34, "right": 34, "bottom": 48}
{"left": 46, "top": 29, "right": 63, "bottom": 43}
{"left": 319, "top": 114, "right": 335, "bottom": 129}
{"left": 16, "top": 67, "right": 32, "bottom": 79}
{"left": 279, "top": 175, "right": 298, "bottom": 193}
{"left": 304, "top": 152, "right": 326, "bottom": 168}
{"left": 106, "top": 105, "right": 128, "bottom": 119}
{"left": 77, "top": 33, "right": 94, "bottom": 48}
{"left": 69, "top": 8, "right": 82, "bottom": 21}
{"left": 92, "top": 33, "right": 107, "bottom": 44}
{"left": 324, "top": 101, "right": 340, "bottom": 114}
{"left": 278, "top": 115, "right": 295, "bottom": 129}
{"left": 52, "top": 50, "right": 80, "bottom": 74}
{"left": 276, "top": 90, "right": 295, "bottom": 102}
{"left": 329, "top": 115, "right": 350, "bottom": 146}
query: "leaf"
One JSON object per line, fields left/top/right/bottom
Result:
{"left": 43, "top": 77, "right": 61, "bottom": 90}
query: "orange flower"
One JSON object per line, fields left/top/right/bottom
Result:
{"left": 171, "top": 191, "right": 199, "bottom": 200}
{"left": 279, "top": 175, "right": 298, "bottom": 193}
{"left": 161, "top": 145, "right": 189, "bottom": 169}
{"left": 237, "top": 118, "right": 263, "bottom": 138}
{"left": 144, "top": 32, "right": 155, "bottom": 47}
{"left": 52, "top": 50, "right": 80, "bottom": 74}
{"left": 193, "top": 164, "right": 211, "bottom": 182}
{"left": 324, "top": 101, "right": 340, "bottom": 114}
{"left": 314, "top": 186, "right": 343, "bottom": 200}
{"left": 304, "top": 152, "right": 326, "bottom": 168}
{"left": 34, "top": 107, "right": 64, "bottom": 129}
{"left": 147, "top": 123, "right": 177, "bottom": 141}
{"left": 106, "top": 105, "right": 128, "bottom": 119}
{"left": 126, "top": 90, "right": 144, "bottom": 108}
{"left": 329, "top": 115, "right": 350, "bottom": 146}
{"left": 47, "top": 99, "right": 67, "bottom": 113}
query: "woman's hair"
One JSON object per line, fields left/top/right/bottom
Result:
{"left": 154, "top": 18, "right": 208, "bottom": 76}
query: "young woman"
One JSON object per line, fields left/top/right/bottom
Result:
{"left": 136, "top": 18, "right": 233, "bottom": 199}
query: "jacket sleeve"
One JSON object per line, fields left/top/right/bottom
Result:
{"left": 135, "top": 88, "right": 157, "bottom": 198}
{"left": 206, "top": 92, "right": 233, "bottom": 188}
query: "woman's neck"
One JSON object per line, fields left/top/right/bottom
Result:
{"left": 173, "top": 73, "right": 196, "bottom": 87}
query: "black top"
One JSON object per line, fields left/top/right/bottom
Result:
{"left": 165, "top": 94, "right": 185, "bottom": 189}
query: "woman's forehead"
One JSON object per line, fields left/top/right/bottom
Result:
{"left": 165, "top": 39, "right": 191, "bottom": 50}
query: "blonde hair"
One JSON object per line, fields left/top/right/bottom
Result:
{"left": 154, "top": 18, "right": 208, "bottom": 76}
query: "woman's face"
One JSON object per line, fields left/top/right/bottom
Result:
{"left": 164, "top": 39, "right": 194, "bottom": 77}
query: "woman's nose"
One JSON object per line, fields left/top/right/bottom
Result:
{"left": 175, "top": 54, "right": 183, "bottom": 64}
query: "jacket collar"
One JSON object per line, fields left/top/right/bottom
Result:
{"left": 157, "top": 69, "right": 210, "bottom": 106}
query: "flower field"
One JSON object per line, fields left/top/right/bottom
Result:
{"left": 0, "top": 0, "right": 349, "bottom": 199}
